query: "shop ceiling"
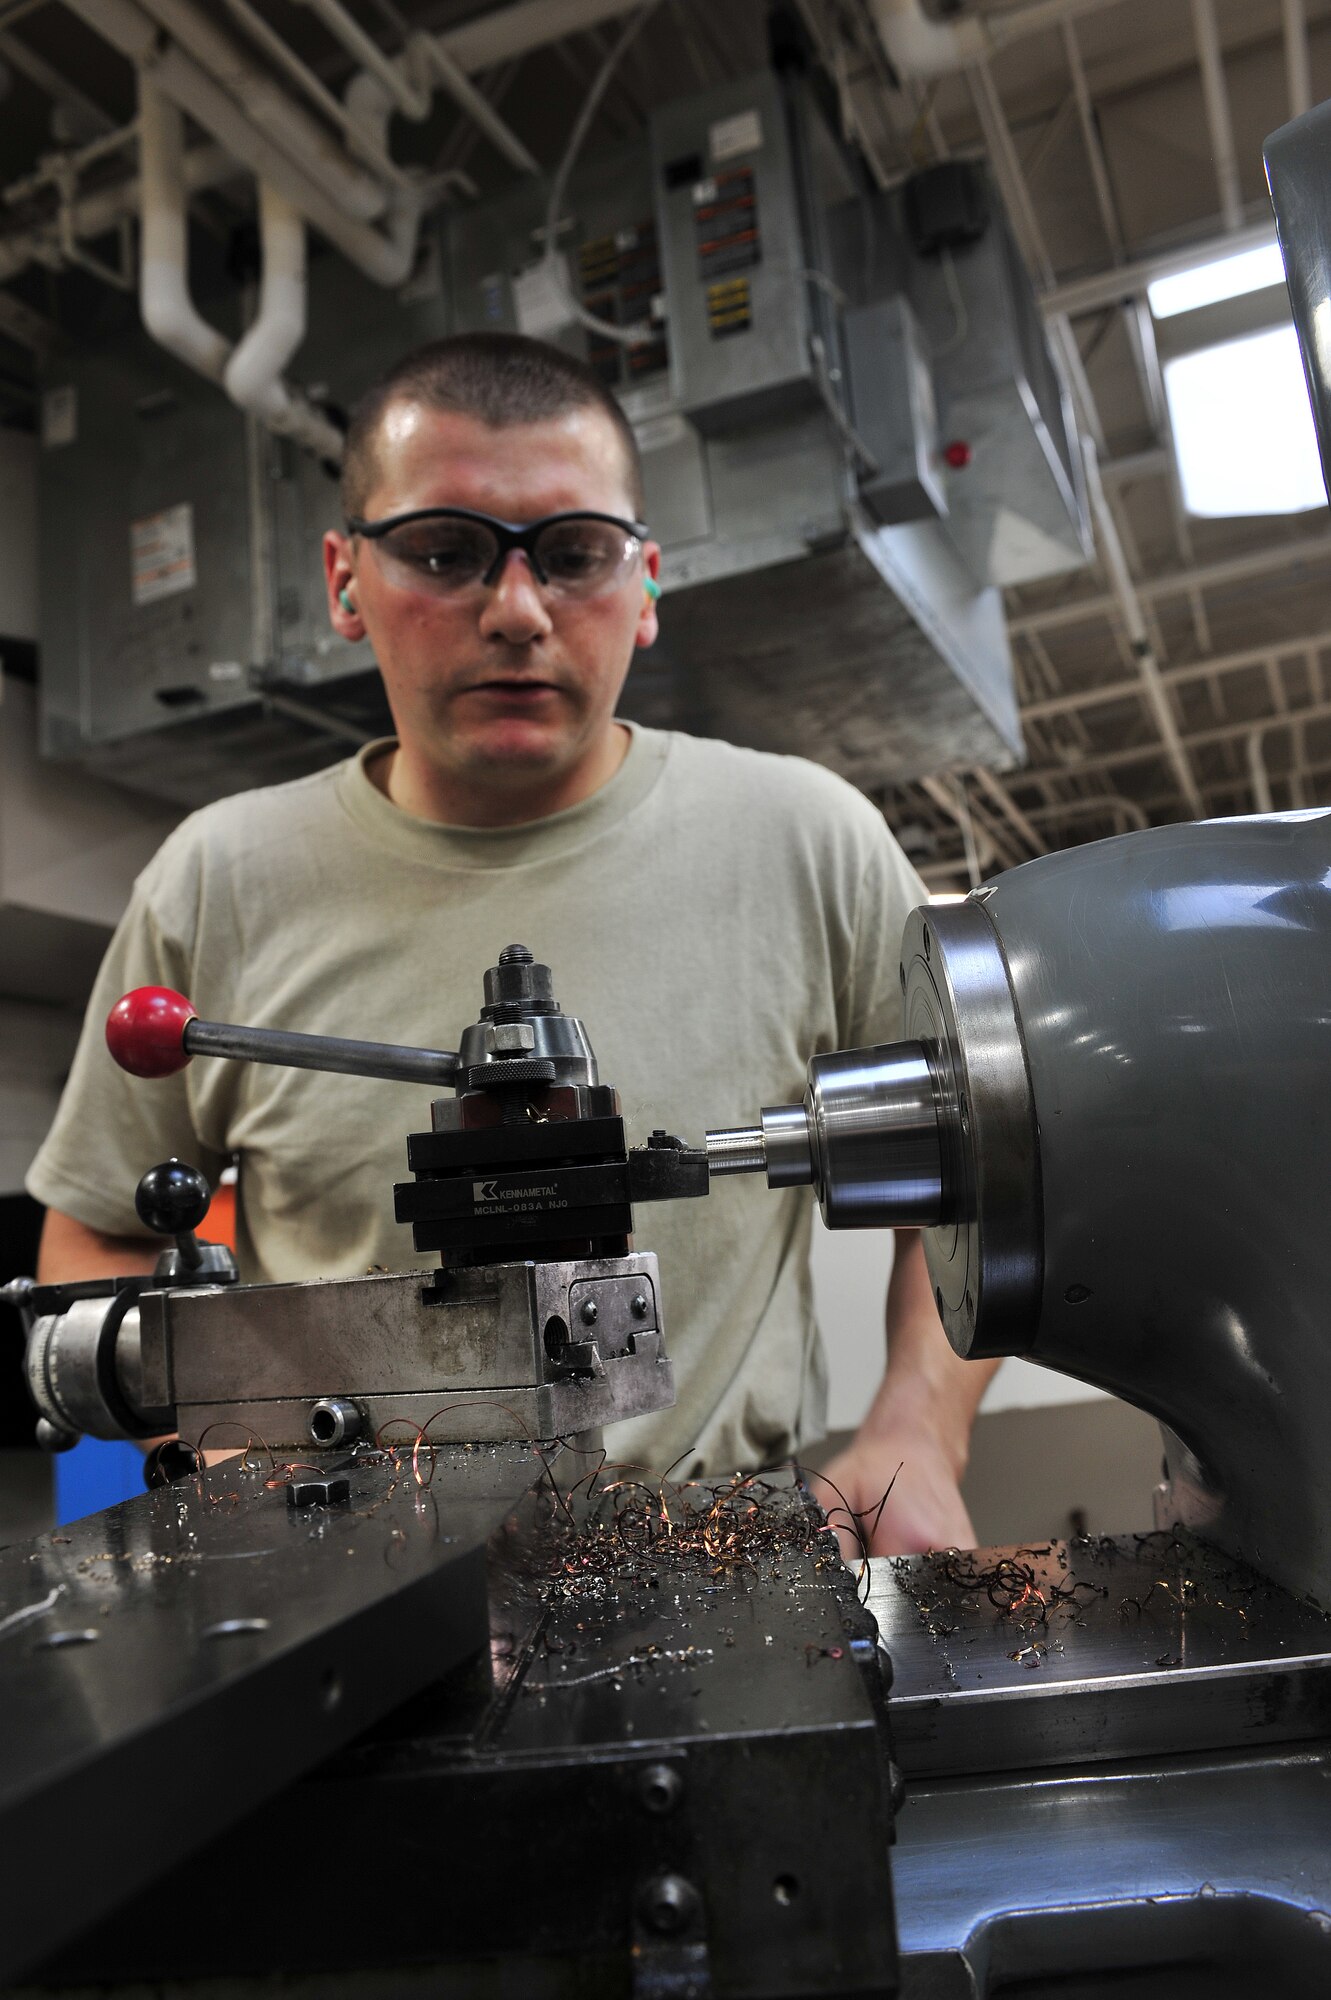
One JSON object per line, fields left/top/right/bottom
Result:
{"left": 0, "top": 0, "right": 1325, "bottom": 884}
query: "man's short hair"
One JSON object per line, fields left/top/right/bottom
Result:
{"left": 340, "top": 331, "right": 645, "bottom": 522}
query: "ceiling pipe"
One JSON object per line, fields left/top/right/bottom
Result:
{"left": 137, "top": 74, "right": 232, "bottom": 384}
{"left": 222, "top": 182, "right": 343, "bottom": 462}
{"left": 133, "top": 0, "right": 391, "bottom": 224}
{"left": 219, "top": 0, "right": 417, "bottom": 193}
{"left": 64, "top": 0, "right": 423, "bottom": 288}
{"left": 140, "top": 76, "right": 340, "bottom": 460}
{"left": 868, "top": 0, "right": 986, "bottom": 81}
{"left": 867, "top": 0, "right": 1122, "bottom": 83}
{"left": 417, "top": 37, "right": 541, "bottom": 177}
{"left": 297, "top": 0, "right": 540, "bottom": 178}
{"left": 299, "top": 0, "right": 431, "bottom": 118}
{"left": 439, "top": 0, "right": 647, "bottom": 72}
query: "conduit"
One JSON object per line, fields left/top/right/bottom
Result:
{"left": 137, "top": 75, "right": 231, "bottom": 383}
{"left": 65, "top": 0, "right": 422, "bottom": 288}
{"left": 869, "top": 0, "right": 1121, "bottom": 83}
{"left": 300, "top": 0, "right": 540, "bottom": 177}
{"left": 222, "top": 183, "right": 343, "bottom": 461}
{"left": 134, "top": 0, "right": 390, "bottom": 223}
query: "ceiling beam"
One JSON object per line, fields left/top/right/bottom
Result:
{"left": 1190, "top": 0, "right": 1243, "bottom": 233}
{"left": 1015, "top": 694, "right": 1331, "bottom": 789}
{"left": 1040, "top": 215, "right": 1277, "bottom": 319}
{"left": 1007, "top": 531, "right": 1331, "bottom": 638}
{"left": 1020, "top": 627, "right": 1331, "bottom": 723}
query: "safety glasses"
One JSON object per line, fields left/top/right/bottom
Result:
{"left": 346, "top": 506, "right": 650, "bottom": 600}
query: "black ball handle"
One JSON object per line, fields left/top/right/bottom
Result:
{"left": 135, "top": 1159, "right": 212, "bottom": 1239}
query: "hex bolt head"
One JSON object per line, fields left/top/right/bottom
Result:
{"left": 638, "top": 1762, "right": 683, "bottom": 1815}
{"left": 286, "top": 1471, "right": 351, "bottom": 1509}
{"left": 638, "top": 1873, "right": 699, "bottom": 1936}
{"left": 631, "top": 1293, "right": 650, "bottom": 1318}
{"left": 580, "top": 1299, "right": 599, "bottom": 1326}
{"left": 492, "top": 1022, "right": 536, "bottom": 1053}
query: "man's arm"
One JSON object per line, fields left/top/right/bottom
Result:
{"left": 37, "top": 1208, "right": 158, "bottom": 1284}
{"left": 816, "top": 1231, "right": 1000, "bottom": 1557}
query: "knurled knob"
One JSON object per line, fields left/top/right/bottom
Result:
{"left": 106, "top": 987, "right": 197, "bottom": 1077}
{"left": 135, "top": 1159, "right": 211, "bottom": 1237}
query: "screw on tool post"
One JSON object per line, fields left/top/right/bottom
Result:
{"left": 106, "top": 987, "right": 462, "bottom": 1089}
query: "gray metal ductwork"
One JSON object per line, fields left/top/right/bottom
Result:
{"left": 36, "top": 62, "right": 1091, "bottom": 805}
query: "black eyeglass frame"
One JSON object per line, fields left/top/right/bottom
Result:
{"left": 345, "top": 506, "right": 652, "bottom": 588}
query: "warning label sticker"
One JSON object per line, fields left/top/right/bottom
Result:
{"left": 131, "top": 503, "right": 196, "bottom": 606}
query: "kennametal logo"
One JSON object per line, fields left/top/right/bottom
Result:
{"left": 473, "top": 1180, "right": 558, "bottom": 1203}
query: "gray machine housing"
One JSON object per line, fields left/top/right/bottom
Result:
{"left": 907, "top": 809, "right": 1331, "bottom": 1607}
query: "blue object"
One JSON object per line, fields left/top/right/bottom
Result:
{"left": 54, "top": 1437, "right": 144, "bottom": 1524}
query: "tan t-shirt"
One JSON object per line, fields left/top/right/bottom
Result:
{"left": 28, "top": 724, "right": 925, "bottom": 1473}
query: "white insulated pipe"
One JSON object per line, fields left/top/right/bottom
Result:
{"left": 299, "top": 0, "right": 431, "bottom": 119}
{"left": 416, "top": 35, "right": 541, "bottom": 177}
{"left": 439, "top": 0, "right": 646, "bottom": 72}
{"left": 134, "top": 0, "right": 390, "bottom": 223}
{"left": 869, "top": 0, "right": 985, "bottom": 82}
{"left": 298, "top": 0, "right": 540, "bottom": 178}
{"left": 869, "top": 0, "right": 1121, "bottom": 83}
{"left": 138, "top": 75, "right": 232, "bottom": 383}
{"left": 223, "top": 183, "right": 343, "bottom": 462}
{"left": 65, "top": 0, "right": 421, "bottom": 288}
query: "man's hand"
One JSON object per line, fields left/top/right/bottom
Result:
{"left": 812, "top": 1429, "right": 976, "bottom": 1560}
{"left": 815, "top": 1230, "right": 998, "bottom": 1559}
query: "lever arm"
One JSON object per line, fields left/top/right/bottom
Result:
{"left": 106, "top": 987, "right": 461, "bottom": 1088}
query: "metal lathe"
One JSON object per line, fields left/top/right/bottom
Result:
{"left": 2, "top": 802, "right": 1330, "bottom": 1998}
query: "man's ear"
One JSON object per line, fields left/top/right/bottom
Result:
{"left": 324, "top": 529, "right": 364, "bottom": 637}
{"left": 634, "top": 541, "right": 662, "bottom": 649}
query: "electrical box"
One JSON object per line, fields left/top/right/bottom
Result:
{"left": 843, "top": 295, "right": 946, "bottom": 525}
{"left": 649, "top": 71, "right": 823, "bottom": 434}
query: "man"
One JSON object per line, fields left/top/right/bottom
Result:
{"left": 30, "top": 332, "right": 998, "bottom": 1551}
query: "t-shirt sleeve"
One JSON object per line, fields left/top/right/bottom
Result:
{"left": 838, "top": 821, "right": 929, "bottom": 1052}
{"left": 25, "top": 873, "right": 227, "bottom": 1236}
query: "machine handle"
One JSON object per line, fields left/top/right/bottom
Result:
{"left": 106, "top": 987, "right": 461, "bottom": 1089}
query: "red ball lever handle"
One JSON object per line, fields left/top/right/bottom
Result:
{"left": 104, "top": 989, "right": 460, "bottom": 1087}
{"left": 106, "top": 987, "right": 198, "bottom": 1078}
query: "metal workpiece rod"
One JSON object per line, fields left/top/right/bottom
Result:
{"left": 183, "top": 1019, "right": 460, "bottom": 1087}
{"left": 805, "top": 1042, "right": 946, "bottom": 1230}
{"left": 704, "top": 1127, "right": 768, "bottom": 1176}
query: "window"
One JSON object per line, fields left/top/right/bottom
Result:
{"left": 1148, "top": 241, "right": 1287, "bottom": 318}
{"left": 1162, "top": 324, "right": 1326, "bottom": 517}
